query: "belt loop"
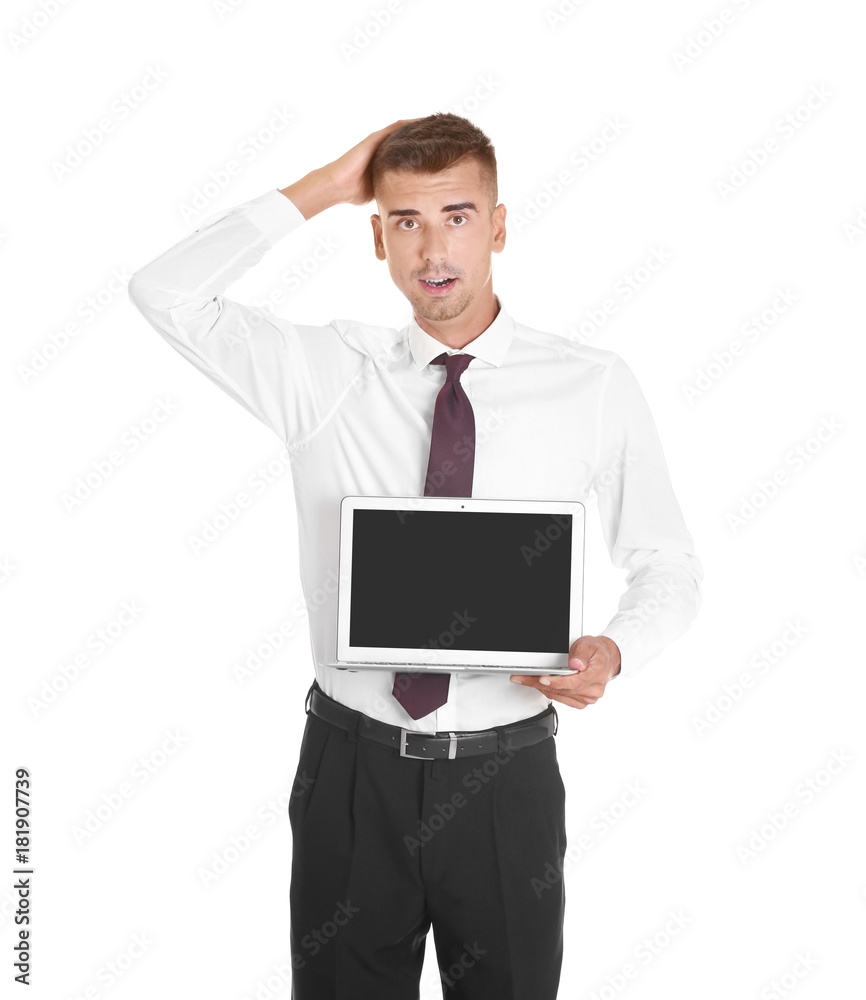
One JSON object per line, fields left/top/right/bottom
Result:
{"left": 345, "top": 711, "right": 359, "bottom": 743}
{"left": 492, "top": 723, "right": 508, "bottom": 756}
{"left": 551, "top": 704, "right": 559, "bottom": 737}
{"left": 304, "top": 679, "right": 316, "bottom": 715}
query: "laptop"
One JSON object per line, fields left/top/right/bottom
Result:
{"left": 335, "top": 495, "right": 585, "bottom": 675}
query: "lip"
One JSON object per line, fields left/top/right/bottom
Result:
{"left": 419, "top": 277, "right": 458, "bottom": 295}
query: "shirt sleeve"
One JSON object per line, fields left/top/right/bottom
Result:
{"left": 127, "top": 188, "right": 333, "bottom": 446}
{"left": 594, "top": 355, "right": 703, "bottom": 676}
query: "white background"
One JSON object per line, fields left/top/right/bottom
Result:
{"left": 3, "top": 0, "right": 865, "bottom": 997}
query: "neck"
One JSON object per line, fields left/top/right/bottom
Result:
{"left": 414, "top": 289, "right": 500, "bottom": 351}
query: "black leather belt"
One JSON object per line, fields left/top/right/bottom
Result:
{"left": 306, "top": 681, "right": 557, "bottom": 760}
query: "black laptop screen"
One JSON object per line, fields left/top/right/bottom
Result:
{"left": 348, "top": 509, "right": 573, "bottom": 653}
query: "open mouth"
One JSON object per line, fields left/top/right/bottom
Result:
{"left": 420, "top": 277, "right": 457, "bottom": 293}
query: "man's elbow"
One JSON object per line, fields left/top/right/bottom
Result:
{"left": 126, "top": 271, "right": 151, "bottom": 313}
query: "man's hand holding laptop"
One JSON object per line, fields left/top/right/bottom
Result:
{"left": 510, "top": 635, "right": 621, "bottom": 710}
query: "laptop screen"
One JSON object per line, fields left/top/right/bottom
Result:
{"left": 348, "top": 509, "right": 573, "bottom": 654}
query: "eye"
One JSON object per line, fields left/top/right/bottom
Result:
{"left": 449, "top": 215, "right": 467, "bottom": 226}
{"left": 397, "top": 218, "right": 418, "bottom": 230}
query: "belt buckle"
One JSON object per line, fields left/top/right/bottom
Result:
{"left": 399, "top": 728, "right": 442, "bottom": 759}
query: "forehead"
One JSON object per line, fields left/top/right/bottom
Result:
{"left": 376, "top": 160, "right": 487, "bottom": 210}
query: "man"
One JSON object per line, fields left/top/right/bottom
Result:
{"left": 128, "top": 113, "right": 702, "bottom": 999}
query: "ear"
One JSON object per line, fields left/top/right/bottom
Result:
{"left": 491, "top": 203, "right": 507, "bottom": 254}
{"left": 370, "top": 214, "right": 386, "bottom": 260}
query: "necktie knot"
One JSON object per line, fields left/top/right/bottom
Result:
{"left": 432, "top": 352, "right": 474, "bottom": 382}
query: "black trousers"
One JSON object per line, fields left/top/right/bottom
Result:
{"left": 288, "top": 683, "right": 568, "bottom": 999}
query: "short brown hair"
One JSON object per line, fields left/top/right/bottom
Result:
{"left": 370, "top": 112, "right": 498, "bottom": 213}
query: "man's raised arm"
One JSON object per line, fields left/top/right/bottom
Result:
{"left": 126, "top": 119, "right": 414, "bottom": 445}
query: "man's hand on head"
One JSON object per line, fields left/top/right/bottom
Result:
{"left": 510, "top": 635, "right": 621, "bottom": 710}
{"left": 280, "top": 119, "right": 422, "bottom": 221}
{"left": 323, "top": 118, "right": 422, "bottom": 207}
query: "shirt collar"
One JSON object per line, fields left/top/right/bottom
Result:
{"left": 407, "top": 294, "right": 514, "bottom": 371}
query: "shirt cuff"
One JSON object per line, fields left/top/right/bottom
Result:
{"left": 598, "top": 625, "right": 639, "bottom": 678}
{"left": 244, "top": 188, "right": 307, "bottom": 247}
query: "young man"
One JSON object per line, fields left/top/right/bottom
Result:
{"left": 128, "top": 113, "right": 702, "bottom": 999}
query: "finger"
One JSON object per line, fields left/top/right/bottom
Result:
{"left": 546, "top": 667, "right": 594, "bottom": 690}
{"left": 380, "top": 118, "right": 419, "bottom": 133}
{"left": 545, "top": 691, "right": 594, "bottom": 710}
{"left": 510, "top": 675, "right": 550, "bottom": 688}
{"left": 511, "top": 661, "right": 582, "bottom": 687}
{"left": 546, "top": 660, "right": 598, "bottom": 690}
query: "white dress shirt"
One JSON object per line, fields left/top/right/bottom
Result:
{"left": 128, "top": 187, "right": 703, "bottom": 731}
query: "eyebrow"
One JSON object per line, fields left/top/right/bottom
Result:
{"left": 387, "top": 202, "right": 478, "bottom": 218}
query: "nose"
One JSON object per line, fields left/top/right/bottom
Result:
{"left": 419, "top": 225, "right": 449, "bottom": 267}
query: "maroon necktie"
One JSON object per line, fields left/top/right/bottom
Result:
{"left": 392, "top": 352, "right": 475, "bottom": 720}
